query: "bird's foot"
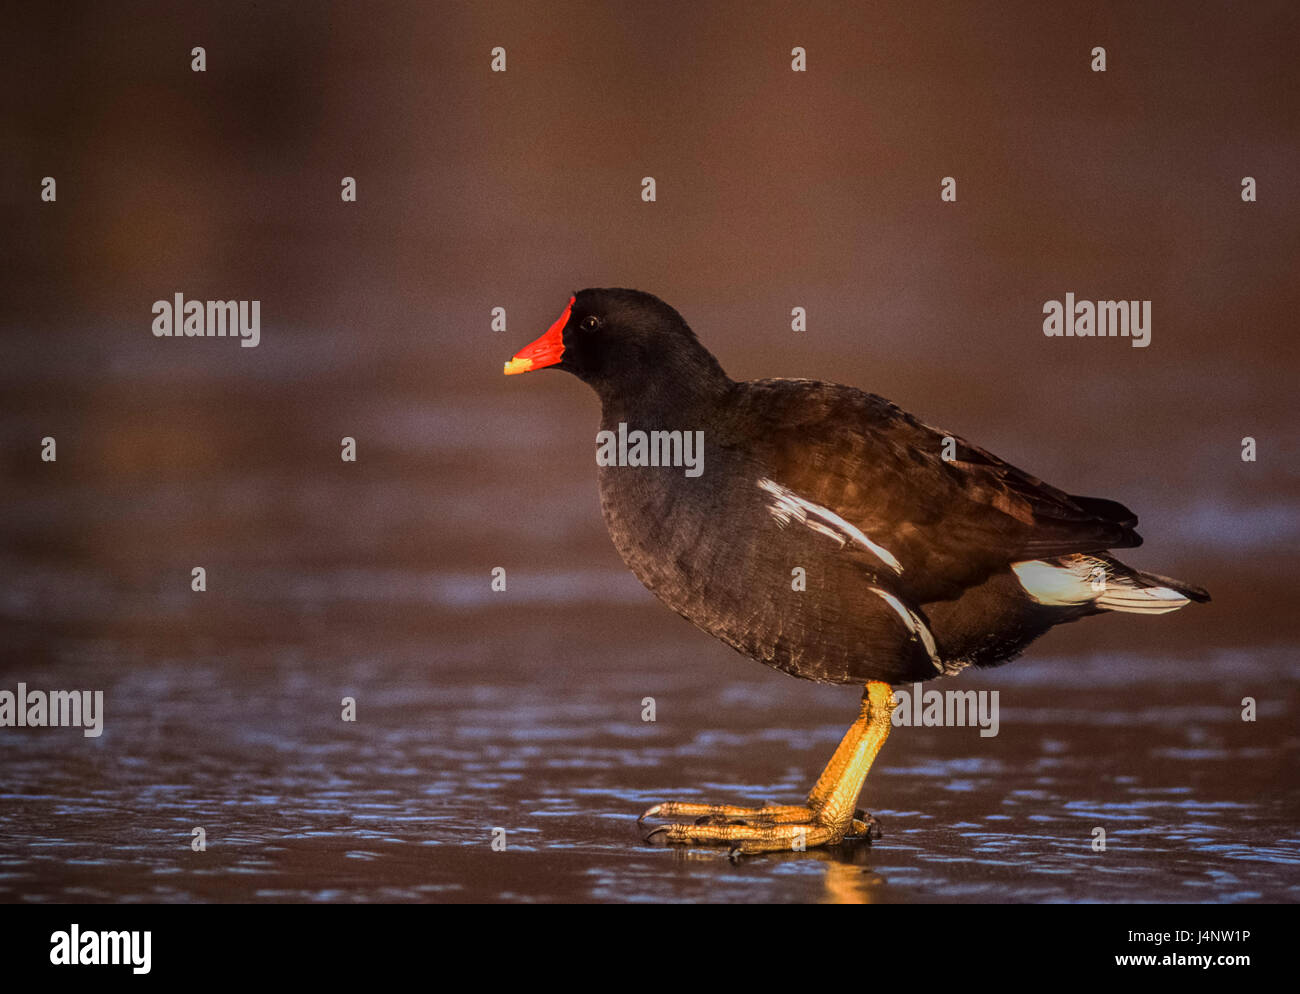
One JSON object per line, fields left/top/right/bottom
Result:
{"left": 638, "top": 800, "right": 878, "bottom": 856}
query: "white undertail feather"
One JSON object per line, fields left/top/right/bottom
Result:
{"left": 1012, "top": 556, "right": 1191, "bottom": 615}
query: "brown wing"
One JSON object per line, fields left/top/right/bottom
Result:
{"left": 725, "top": 379, "right": 1141, "bottom": 603}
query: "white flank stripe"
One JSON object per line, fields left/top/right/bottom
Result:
{"left": 758, "top": 478, "right": 903, "bottom": 574}
{"left": 869, "top": 586, "right": 941, "bottom": 668}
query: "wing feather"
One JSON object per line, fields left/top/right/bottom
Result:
{"left": 726, "top": 379, "right": 1142, "bottom": 602}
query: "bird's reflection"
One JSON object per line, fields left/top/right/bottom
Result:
{"left": 657, "top": 837, "right": 888, "bottom": 904}
{"left": 818, "top": 841, "right": 889, "bottom": 904}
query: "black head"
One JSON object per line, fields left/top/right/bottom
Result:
{"left": 504, "top": 288, "right": 730, "bottom": 410}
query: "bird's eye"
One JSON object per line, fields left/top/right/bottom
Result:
{"left": 580, "top": 316, "right": 601, "bottom": 332}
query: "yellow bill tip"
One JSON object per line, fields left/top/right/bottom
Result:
{"left": 503, "top": 357, "right": 534, "bottom": 376}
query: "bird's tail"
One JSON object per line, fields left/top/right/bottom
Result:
{"left": 1012, "top": 555, "right": 1210, "bottom": 615}
{"left": 1095, "top": 561, "right": 1211, "bottom": 614}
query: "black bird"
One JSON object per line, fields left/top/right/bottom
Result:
{"left": 504, "top": 288, "right": 1209, "bottom": 855}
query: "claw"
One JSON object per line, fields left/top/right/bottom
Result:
{"left": 643, "top": 825, "right": 670, "bottom": 845}
{"left": 637, "top": 803, "right": 662, "bottom": 826}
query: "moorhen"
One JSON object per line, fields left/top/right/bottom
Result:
{"left": 503, "top": 288, "right": 1209, "bottom": 855}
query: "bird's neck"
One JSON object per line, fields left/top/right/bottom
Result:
{"left": 596, "top": 358, "right": 733, "bottom": 429}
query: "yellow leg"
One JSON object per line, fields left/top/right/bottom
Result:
{"left": 640, "top": 681, "right": 896, "bottom": 855}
